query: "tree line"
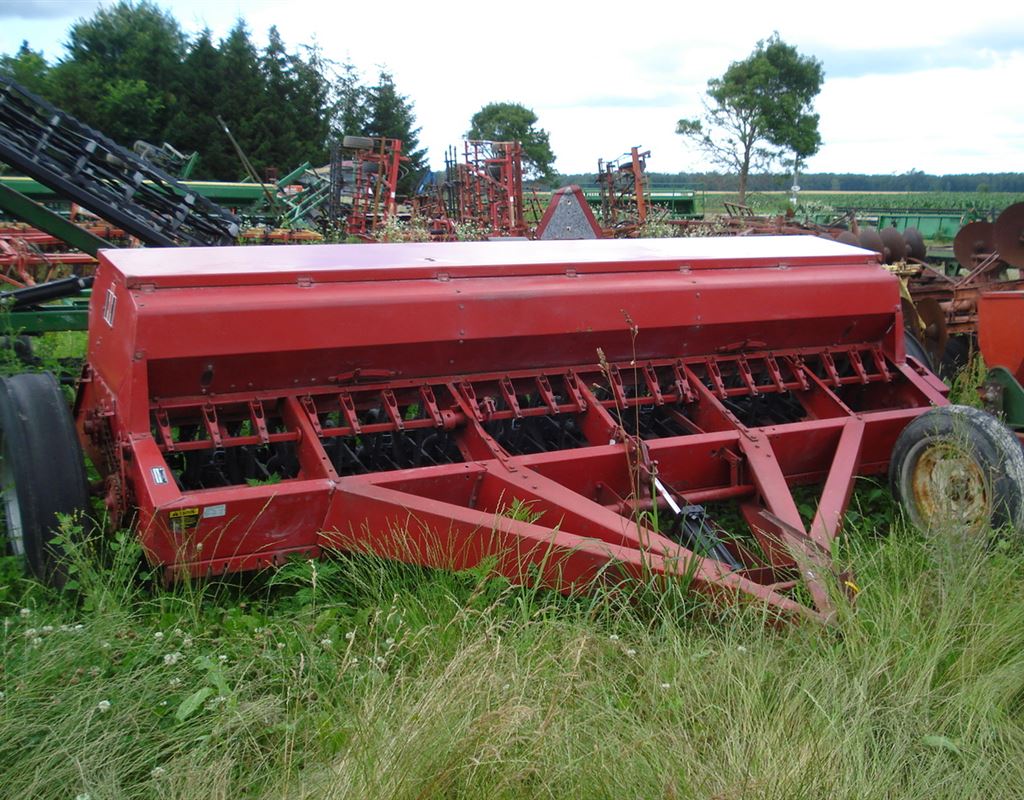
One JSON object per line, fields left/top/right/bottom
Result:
{"left": 557, "top": 171, "right": 1024, "bottom": 194}
{"left": 0, "top": 0, "right": 428, "bottom": 190}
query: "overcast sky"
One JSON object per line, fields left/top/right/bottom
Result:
{"left": 1, "top": 0, "right": 1021, "bottom": 176}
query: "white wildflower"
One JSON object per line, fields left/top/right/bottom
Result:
{"left": 319, "top": 638, "right": 332, "bottom": 648}
{"left": 625, "top": 648, "right": 637, "bottom": 657}
{"left": 737, "top": 645, "right": 748, "bottom": 654}
{"left": 0, "top": 691, "right": 5, "bottom": 700}
{"left": 41, "top": 625, "right": 53, "bottom": 634}
{"left": 609, "top": 634, "right": 619, "bottom": 641}
{"left": 75, "top": 794, "right": 91, "bottom": 800}
{"left": 163, "top": 652, "right": 182, "bottom": 666}
{"left": 23, "top": 628, "right": 37, "bottom": 638}
{"left": 97, "top": 700, "right": 111, "bottom": 712}
{"left": 276, "top": 642, "right": 285, "bottom": 650}
{"left": 384, "top": 637, "right": 395, "bottom": 648}
{"left": 344, "top": 631, "right": 355, "bottom": 641}
{"left": 18, "top": 608, "right": 30, "bottom": 618}
{"left": 173, "top": 628, "right": 184, "bottom": 637}
{"left": 150, "top": 767, "right": 166, "bottom": 779}
{"left": 31, "top": 637, "right": 42, "bottom": 647}
{"left": 153, "top": 632, "right": 164, "bottom": 642}
{"left": 182, "top": 637, "right": 193, "bottom": 648}
{"left": 218, "top": 654, "right": 228, "bottom": 663}
{"left": 168, "top": 677, "right": 182, "bottom": 688}
{"left": 660, "top": 683, "right": 671, "bottom": 690}
{"left": 100, "top": 641, "right": 111, "bottom": 650}
{"left": 73, "top": 624, "right": 85, "bottom": 632}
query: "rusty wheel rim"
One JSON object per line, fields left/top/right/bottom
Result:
{"left": 911, "top": 442, "right": 989, "bottom": 533}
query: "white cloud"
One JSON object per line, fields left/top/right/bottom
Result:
{"left": 0, "top": 0, "right": 1021, "bottom": 176}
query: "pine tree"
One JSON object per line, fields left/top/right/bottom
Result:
{"left": 363, "top": 71, "right": 428, "bottom": 195}
{"left": 286, "top": 42, "right": 330, "bottom": 167}
{"left": 331, "top": 60, "right": 368, "bottom": 140}
{"left": 250, "top": 29, "right": 331, "bottom": 174}
{"left": 169, "top": 29, "right": 231, "bottom": 179}
{"left": 250, "top": 26, "right": 298, "bottom": 173}
{"left": 213, "top": 20, "right": 267, "bottom": 180}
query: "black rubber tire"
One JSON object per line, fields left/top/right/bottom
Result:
{"left": 0, "top": 372, "right": 90, "bottom": 586}
{"left": 938, "top": 335, "right": 970, "bottom": 382}
{"left": 889, "top": 405, "right": 1024, "bottom": 535}
{"left": 904, "top": 328, "right": 934, "bottom": 373}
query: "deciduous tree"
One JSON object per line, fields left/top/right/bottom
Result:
{"left": 467, "top": 102, "right": 556, "bottom": 183}
{"left": 0, "top": 42, "right": 51, "bottom": 95}
{"left": 676, "top": 34, "right": 823, "bottom": 203}
{"left": 51, "top": 0, "right": 188, "bottom": 143}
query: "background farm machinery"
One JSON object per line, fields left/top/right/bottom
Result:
{"left": 877, "top": 203, "right": 1024, "bottom": 376}
{"left": 334, "top": 135, "right": 406, "bottom": 238}
{"left": 412, "top": 141, "right": 528, "bottom": 239}
{"left": 595, "top": 146, "right": 651, "bottom": 234}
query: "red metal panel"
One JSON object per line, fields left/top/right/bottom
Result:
{"left": 979, "top": 291, "right": 1024, "bottom": 380}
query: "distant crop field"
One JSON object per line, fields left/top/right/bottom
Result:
{"left": 706, "top": 191, "right": 1024, "bottom": 216}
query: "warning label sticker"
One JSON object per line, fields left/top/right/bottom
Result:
{"left": 102, "top": 288, "right": 117, "bottom": 327}
{"left": 168, "top": 507, "right": 200, "bottom": 534}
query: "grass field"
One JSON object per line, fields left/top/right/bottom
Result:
{"left": 701, "top": 191, "right": 1024, "bottom": 217}
{"left": 3, "top": 503, "right": 1024, "bottom": 799}
{"left": 3, "top": 267, "right": 1024, "bottom": 798}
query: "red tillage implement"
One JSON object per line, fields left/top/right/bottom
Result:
{"left": 8, "top": 236, "right": 1004, "bottom": 622}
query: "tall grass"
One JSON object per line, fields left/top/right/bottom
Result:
{"left": 2, "top": 507, "right": 1024, "bottom": 799}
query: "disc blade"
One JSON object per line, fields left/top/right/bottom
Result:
{"left": 880, "top": 227, "right": 907, "bottom": 263}
{"left": 953, "top": 221, "right": 995, "bottom": 269}
{"left": 903, "top": 226, "right": 927, "bottom": 260}
{"left": 915, "top": 297, "right": 949, "bottom": 365}
{"left": 858, "top": 227, "right": 884, "bottom": 256}
{"left": 994, "top": 202, "right": 1024, "bottom": 268}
